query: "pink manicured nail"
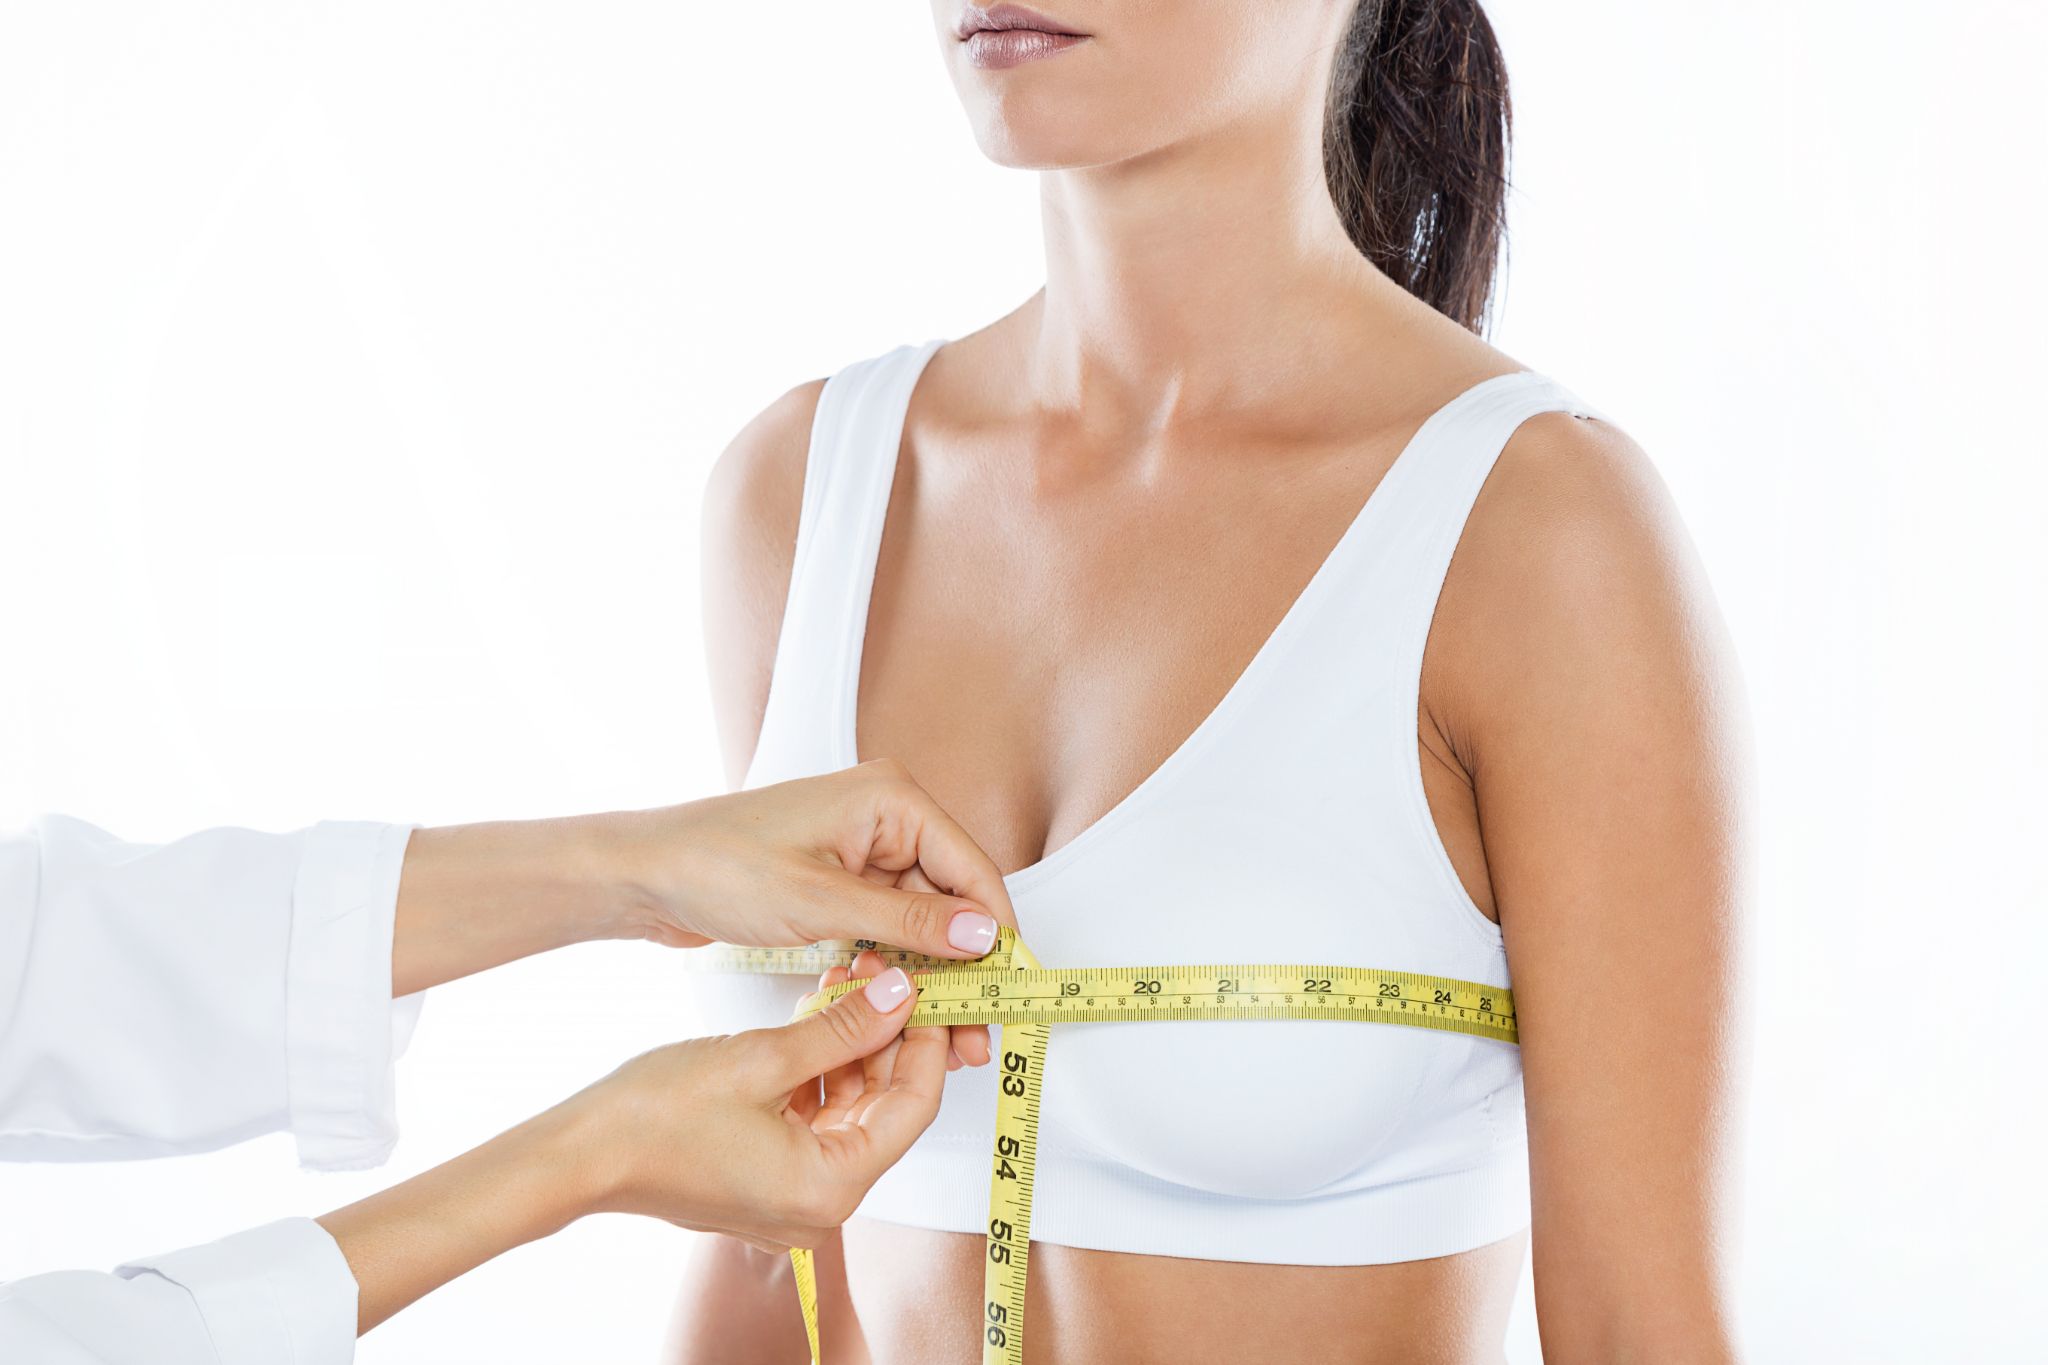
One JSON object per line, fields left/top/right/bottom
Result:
{"left": 947, "top": 909, "right": 999, "bottom": 954}
{"left": 863, "top": 967, "right": 912, "bottom": 1010}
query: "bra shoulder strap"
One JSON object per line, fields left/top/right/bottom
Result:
{"left": 1386, "top": 370, "right": 1612, "bottom": 661}
{"left": 1239, "top": 368, "right": 1616, "bottom": 861}
{"left": 1369, "top": 368, "right": 1615, "bottom": 794}
{"left": 747, "top": 337, "right": 944, "bottom": 786}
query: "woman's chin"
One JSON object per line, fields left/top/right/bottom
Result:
{"left": 957, "top": 86, "right": 1154, "bottom": 172}
{"left": 972, "top": 125, "right": 1103, "bottom": 171}
{"left": 970, "top": 127, "right": 1147, "bottom": 173}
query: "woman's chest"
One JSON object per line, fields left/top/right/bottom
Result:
{"left": 854, "top": 447, "right": 1380, "bottom": 877}
{"left": 927, "top": 851, "right": 1516, "bottom": 1200}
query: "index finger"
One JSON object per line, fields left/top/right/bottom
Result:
{"left": 868, "top": 777, "right": 1018, "bottom": 932}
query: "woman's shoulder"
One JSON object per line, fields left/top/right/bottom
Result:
{"left": 703, "top": 334, "right": 939, "bottom": 540}
{"left": 698, "top": 370, "right": 829, "bottom": 778}
{"left": 1481, "top": 385, "right": 1664, "bottom": 573}
{"left": 1395, "top": 327, "right": 1657, "bottom": 565}
{"left": 1425, "top": 372, "right": 1730, "bottom": 763}
{"left": 700, "top": 372, "right": 828, "bottom": 583}
{"left": 697, "top": 334, "right": 939, "bottom": 772}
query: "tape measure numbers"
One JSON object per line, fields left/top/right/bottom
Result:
{"left": 690, "top": 930, "right": 1518, "bottom": 1363}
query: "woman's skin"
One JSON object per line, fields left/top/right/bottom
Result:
{"left": 680, "top": 2, "right": 1753, "bottom": 1361}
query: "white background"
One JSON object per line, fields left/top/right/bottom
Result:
{"left": 2, "top": 2, "right": 2043, "bottom": 1360}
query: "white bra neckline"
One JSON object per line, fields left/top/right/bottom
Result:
{"left": 832, "top": 337, "right": 1558, "bottom": 899}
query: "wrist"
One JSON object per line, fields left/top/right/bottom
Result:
{"left": 507, "top": 1096, "right": 616, "bottom": 1232}
{"left": 540, "top": 812, "right": 658, "bottom": 943}
{"left": 584, "top": 801, "right": 718, "bottom": 945}
{"left": 538, "top": 1078, "right": 643, "bottom": 1221}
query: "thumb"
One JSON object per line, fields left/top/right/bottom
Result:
{"left": 827, "top": 877, "right": 1001, "bottom": 962}
{"left": 758, "top": 968, "right": 918, "bottom": 1093}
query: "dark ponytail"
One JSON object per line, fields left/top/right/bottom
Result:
{"left": 1322, "top": 0, "right": 1512, "bottom": 335}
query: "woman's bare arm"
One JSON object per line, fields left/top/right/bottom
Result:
{"left": 700, "top": 377, "right": 828, "bottom": 787}
{"left": 1435, "top": 413, "right": 1754, "bottom": 1361}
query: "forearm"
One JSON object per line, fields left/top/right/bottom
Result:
{"left": 315, "top": 1101, "right": 608, "bottom": 1334}
{"left": 389, "top": 770, "right": 1017, "bottom": 998}
{"left": 315, "top": 959, "right": 938, "bottom": 1338}
{"left": 391, "top": 815, "right": 647, "bottom": 996}
{"left": 1536, "top": 1299, "right": 1740, "bottom": 1365}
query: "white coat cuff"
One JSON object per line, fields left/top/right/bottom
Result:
{"left": 115, "top": 1217, "right": 357, "bottom": 1365}
{"left": 287, "top": 820, "right": 422, "bottom": 1171}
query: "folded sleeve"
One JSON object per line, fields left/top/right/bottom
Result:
{"left": 0, "top": 815, "right": 422, "bottom": 1169}
{"left": 286, "top": 820, "right": 425, "bottom": 1169}
{"left": 0, "top": 1217, "right": 357, "bottom": 1365}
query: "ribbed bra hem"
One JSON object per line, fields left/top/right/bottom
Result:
{"left": 852, "top": 1136, "right": 1532, "bottom": 1266}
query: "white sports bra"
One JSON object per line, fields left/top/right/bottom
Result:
{"left": 690, "top": 336, "right": 1611, "bottom": 1265}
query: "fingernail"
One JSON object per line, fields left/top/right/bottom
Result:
{"left": 947, "top": 909, "right": 999, "bottom": 954}
{"left": 863, "top": 967, "right": 911, "bottom": 1011}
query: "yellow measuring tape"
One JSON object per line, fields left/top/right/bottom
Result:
{"left": 691, "top": 928, "right": 1518, "bottom": 1364}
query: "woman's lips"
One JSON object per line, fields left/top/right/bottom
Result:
{"left": 964, "top": 28, "right": 1087, "bottom": 69}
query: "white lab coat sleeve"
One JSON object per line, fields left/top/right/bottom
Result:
{"left": 0, "top": 1218, "right": 356, "bottom": 1365}
{"left": 0, "top": 815, "right": 422, "bottom": 1170}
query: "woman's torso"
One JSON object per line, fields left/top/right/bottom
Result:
{"left": 678, "top": 312, "right": 1608, "bottom": 1362}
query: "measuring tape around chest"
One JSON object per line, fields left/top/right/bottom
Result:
{"left": 690, "top": 928, "right": 1518, "bottom": 1364}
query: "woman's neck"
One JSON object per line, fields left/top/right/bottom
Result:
{"left": 1028, "top": 104, "right": 1415, "bottom": 431}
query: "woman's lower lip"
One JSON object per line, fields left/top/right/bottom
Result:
{"left": 964, "top": 29, "right": 1087, "bottom": 69}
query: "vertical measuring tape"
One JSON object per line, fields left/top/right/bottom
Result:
{"left": 977, "top": 935, "right": 1045, "bottom": 1365}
